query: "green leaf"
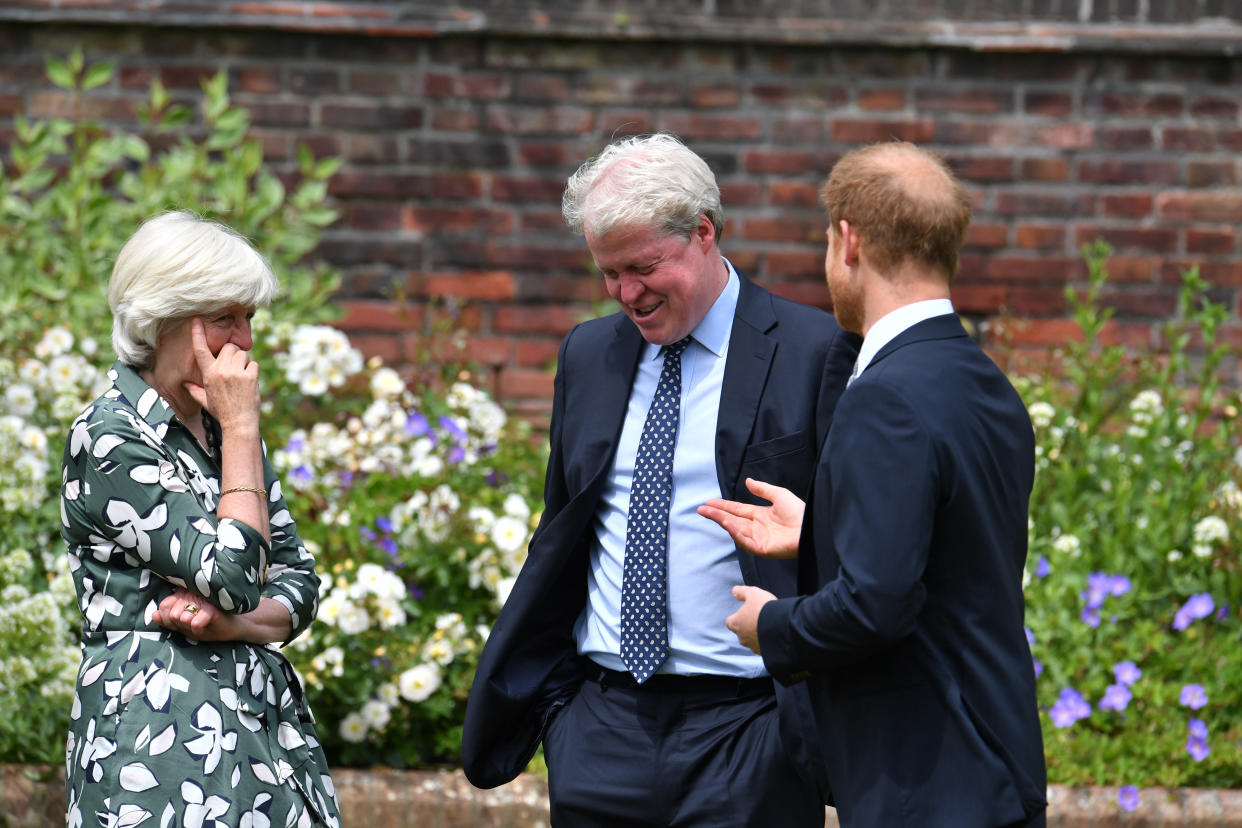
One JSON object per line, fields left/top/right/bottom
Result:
{"left": 81, "top": 60, "right": 114, "bottom": 91}
{"left": 44, "top": 56, "right": 75, "bottom": 90}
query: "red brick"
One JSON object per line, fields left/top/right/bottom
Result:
{"left": 329, "top": 171, "right": 431, "bottom": 199}
{"left": 521, "top": 210, "right": 569, "bottom": 233}
{"left": 405, "top": 207, "right": 513, "bottom": 235}
{"left": 289, "top": 68, "right": 340, "bottom": 95}
{"left": 237, "top": 66, "right": 282, "bottom": 94}
{"left": 516, "top": 74, "right": 569, "bottom": 101}
{"left": 1189, "top": 96, "right": 1238, "bottom": 119}
{"left": 691, "top": 83, "right": 740, "bottom": 108}
{"left": 349, "top": 69, "right": 403, "bottom": 96}
{"left": 742, "top": 217, "right": 823, "bottom": 244}
{"left": 951, "top": 283, "right": 1009, "bottom": 313}
{"left": 1008, "top": 285, "right": 1070, "bottom": 315}
{"left": 457, "top": 336, "right": 513, "bottom": 366}
{"left": 1094, "top": 255, "right": 1164, "bottom": 283}
{"left": 946, "top": 155, "right": 1014, "bottom": 182}
{"left": 425, "top": 72, "right": 510, "bottom": 100}
{"left": 1024, "top": 91, "right": 1073, "bottom": 117}
{"left": 915, "top": 87, "right": 1011, "bottom": 113}
{"left": 338, "top": 300, "right": 419, "bottom": 332}
{"left": 831, "top": 119, "right": 934, "bottom": 144}
{"left": 744, "top": 150, "right": 821, "bottom": 175}
{"left": 321, "top": 103, "right": 421, "bottom": 129}
{"left": 857, "top": 88, "right": 906, "bottom": 111}
{"left": 1003, "top": 318, "right": 1086, "bottom": 346}
{"left": 1015, "top": 224, "right": 1065, "bottom": 250}
{"left": 346, "top": 332, "right": 402, "bottom": 364}
{"left": 1020, "top": 158, "right": 1069, "bottom": 182}
{"left": 486, "top": 244, "right": 588, "bottom": 270}
{"left": 1097, "top": 193, "right": 1153, "bottom": 219}
{"left": 1162, "top": 127, "right": 1215, "bottom": 152}
{"left": 1187, "top": 229, "right": 1235, "bottom": 255}
{"left": 1158, "top": 192, "right": 1242, "bottom": 222}
{"left": 413, "top": 271, "right": 516, "bottom": 301}
{"left": 498, "top": 367, "right": 555, "bottom": 400}
{"left": 1074, "top": 225, "right": 1177, "bottom": 253}
{"left": 1032, "top": 123, "right": 1095, "bottom": 149}
{"left": 766, "top": 250, "right": 825, "bottom": 279}
{"left": 1163, "top": 259, "right": 1242, "bottom": 286}
{"left": 984, "top": 256, "right": 1083, "bottom": 282}
{"left": 1079, "top": 160, "right": 1179, "bottom": 185}
{"left": 719, "top": 182, "right": 763, "bottom": 207}
{"left": 1188, "top": 162, "right": 1236, "bottom": 188}
{"left": 762, "top": 281, "right": 831, "bottom": 310}
{"left": 516, "top": 339, "right": 562, "bottom": 367}
{"left": 1087, "top": 91, "right": 1183, "bottom": 117}
{"left": 0, "top": 94, "right": 22, "bottom": 116}
{"left": 486, "top": 105, "right": 591, "bottom": 135}
{"left": 431, "top": 173, "right": 484, "bottom": 200}
{"left": 1097, "top": 126, "right": 1153, "bottom": 150}
{"left": 344, "top": 204, "right": 405, "bottom": 231}
{"left": 432, "top": 108, "right": 480, "bottom": 131}
{"left": 1101, "top": 286, "right": 1178, "bottom": 317}
{"left": 657, "top": 113, "right": 763, "bottom": 140}
{"left": 768, "top": 181, "right": 821, "bottom": 209}
{"left": 964, "top": 223, "right": 1008, "bottom": 249}
{"left": 491, "top": 177, "right": 566, "bottom": 204}
{"left": 518, "top": 142, "right": 568, "bottom": 168}
{"left": 994, "top": 190, "right": 1090, "bottom": 218}
{"left": 771, "top": 117, "right": 824, "bottom": 143}
{"left": 29, "top": 91, "right": 138, "bottom": 120}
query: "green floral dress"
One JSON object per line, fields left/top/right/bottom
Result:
{"left": 61, "top": 362, "right": 342, "bottom": 828}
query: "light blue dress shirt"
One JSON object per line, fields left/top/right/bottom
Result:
{"left": 574, "top": 263, "right": 767, "bottom": 677}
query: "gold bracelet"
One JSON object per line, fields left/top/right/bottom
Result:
{"left": 220, "top": 486, "right": 267, "bottom": 498}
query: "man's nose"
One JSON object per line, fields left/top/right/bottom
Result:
{"left": 619, "top": 275, "right": 645, "bottom": 306}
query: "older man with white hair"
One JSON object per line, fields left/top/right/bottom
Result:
{"left": 462, "top": 134, "right": 859, "bottom": 826}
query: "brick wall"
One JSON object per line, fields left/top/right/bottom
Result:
{"left": 3, "top": 2, "right": 1242, "bottom": 418}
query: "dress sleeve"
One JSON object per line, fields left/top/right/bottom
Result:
{"left": 63, "top": 404, "right": 268, "bottom": 614}
{"left": 259, "top": 448, "right": 321, "bottom": 643}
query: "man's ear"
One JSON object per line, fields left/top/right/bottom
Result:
{"left": 839, "top": 219, "right": 861, "bottom": 268}
{"left": 694, "top": 213, "right": 716, "bottom": 250}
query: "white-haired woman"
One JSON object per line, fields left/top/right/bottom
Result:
{"left": 60, "top": 211, "right": 341, "bottom": 826}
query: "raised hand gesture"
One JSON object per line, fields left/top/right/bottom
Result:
{"left": 182, "top": 317, "right": 260, "bottom": 433}
{"left": 698, "top": 477, "right": 806, "bottom": 559}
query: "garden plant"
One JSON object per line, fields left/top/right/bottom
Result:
{"left": 0, "top": 54, "right": 1237, "bottom": 806}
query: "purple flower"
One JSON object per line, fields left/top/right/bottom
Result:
{"left": 1049, "top": 687, "right": 1091, "bottom": 727}
{"left": 1081, "top": 607, "right": 1101, "bottom": 627}
{"left": 405, "top": 411, "right": 430, "bottom": 437}
{"left": 1179, "top": 684, "right": 1208, "bottom": 710}
{"left": 408, "top": 584, "right": 425, "bottom": 600}
{"left": 439, "top": 414, "right": 467, "bottom": 440}
{"left": 1218, "top": 604, "right": 1231, "bottom": 621}
{"left": 1035, "top": 556, "right": 1050, "bottom": 578}
{"left": 1098, "top": 683, "right": 1132, "bottom": 712}
{"left": 1118, "top": 785, "right": 1140, "bottom": 812}
{"left": 1174, "top": 593, "right": 1216, "bottom": 632}
{"left": 1107, "top": 575, "right": 1131, "bottom": 597}
{"left": 292, "top": 465, "right": 314, "bottom": 482}
{"left": 1032, "top": 658, "right": 1043, "bottom": 679}
{"left": 360, "top": 526, "right": 377, "bottom": 541}
{"left": 1188, "top": 718, "right": 1208, "bottom": 740}
{"left": 375, "top": 516, "right": 395, "bottom": 533}
{"left": 380, "top": 537, "right": 399, "bottom": 556}
{"left": 447, "top": 445, "right": 467, "bottom": 465}
{"left": 1083, "top": 573, "right": 1112, "bottom": 609}
{"left": 286, "top": 437, "right": 305, "bottom": 452}
{"left": 1186, "top": 736, "right": 1210, "bottom": 762}
{"left": 1113, "top": 661, "right": 1142, "bottom": 686}
{"left": 1024, "top": 627, "right": 1035, "bottom": 647}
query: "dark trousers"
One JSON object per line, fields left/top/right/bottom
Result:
{"left": 542, "top": 668, "right": 824, "bottom": 828}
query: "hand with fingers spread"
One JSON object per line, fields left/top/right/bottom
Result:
{"left": 698, "top": 477, "right": 806, "bottom": 559}
{"left": 183, "top": 317, "right": 261, "bottom": 434}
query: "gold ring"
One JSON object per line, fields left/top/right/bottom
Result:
{"left": 184, "top": 603, "right": 199, "bottom": 614}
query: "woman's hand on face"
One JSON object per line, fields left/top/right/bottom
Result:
{"left": 182, "top": 317, "right": 261, "bottom": 433}
{"left": 155, "top": 587, "right": 237, "bottom": 642}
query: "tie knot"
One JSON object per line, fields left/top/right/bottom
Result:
{"left": 663, "top": 337, "right": 692, "bottom": 360}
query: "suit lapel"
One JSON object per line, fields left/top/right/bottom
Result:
{"left": 578, "top": 314, "right": 645, "bottom": 495}
{"left": 715, "top": 276, "right": 776, "bottom": 501}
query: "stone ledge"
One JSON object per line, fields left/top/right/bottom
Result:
{"left": 5, "top": 765, "right": 1242, "bottom": 827}
{"left": 0, "top": 4, "right": 1241, "bottom": 55}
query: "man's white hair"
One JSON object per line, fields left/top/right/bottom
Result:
{"left": 562, "top": 133, "right": 724, "bottom": 242}
{"left": 108, "top": 211, "right": 279, "bottom": 368}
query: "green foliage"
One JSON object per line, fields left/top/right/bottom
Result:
{"left": 0, "top": 48, "right": 340, "bottom": 354}
{"left": 1019, "top": 241, "right": 1241, "bottom": 789}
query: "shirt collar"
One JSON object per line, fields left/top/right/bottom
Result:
{"left": 109, "top": 360, "right": 178, "bottom": 429}
{"left": 643, "top": 258, "right": 739, "bottom": 361}
{"left": 855, "top": 298, "right": 955, "bottom": 376}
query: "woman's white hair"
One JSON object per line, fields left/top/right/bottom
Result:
{"left": 562, "top": 133, "right": 724, "bottom": 242}
{"left": 108, "top": 211, "right": 280, "bottom": 368}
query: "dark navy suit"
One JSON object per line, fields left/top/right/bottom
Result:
{"left": 461, "top": 274, "right": 858, "bottom": 815}
{"left": 758, "top": 314, "right": 1048, "bottom": 827}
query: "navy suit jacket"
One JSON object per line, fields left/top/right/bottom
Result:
{"left": 461, "top": 273, "right": 859, "bottom": 793}
{"left": 758, "top": 314, "right": 1047, "bottom": 827}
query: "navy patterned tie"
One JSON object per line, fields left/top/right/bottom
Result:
{"left": 620, "top": 336, "right": 691, "bottom": 683}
